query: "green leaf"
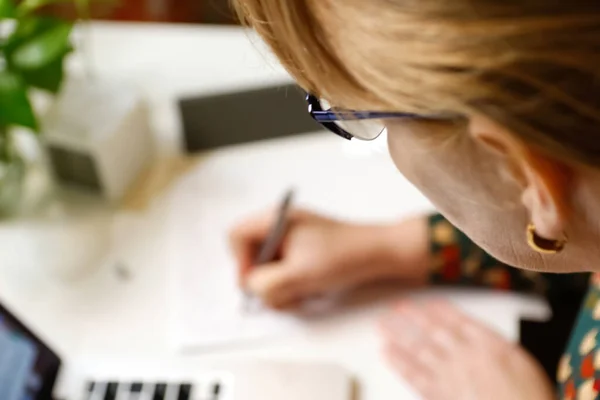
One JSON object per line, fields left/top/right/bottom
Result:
{"left": 10, "top": 21, "right": 73, "bottom": 70}
{"left": 4, "top": 17, "right": 72, "bottom": 94}
{"left": 14, "top": 17, "right": 59, "bottom": 38}
{"left": 0, "top": 71, "right": 37, "bottom": 130}
{"left": 0, "top": 0, "right": 15, "bottom": 18}
{"left": 4, "top": 17, "right": 63, "bottom": 56}
{"left": 17, "top": 0, "right": 58, "bottom": 15}
{"left": 20, "top": 51, "right": 68, "bottom": 93}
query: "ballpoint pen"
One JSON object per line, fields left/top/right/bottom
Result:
{"left": 242, "top": 189, "right": 295, "bottom": 312}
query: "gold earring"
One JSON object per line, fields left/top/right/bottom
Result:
{"left": 526, "top": 223, "right": 567, "bottom": 254}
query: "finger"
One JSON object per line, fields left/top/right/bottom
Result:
{"left": 419, "top": 301, "right": 520, "bottom": 398}
{"left": 411, "top": 301, "right": 478, "bottom": 393}
{"left": 383, "top": 301, "right": 456, "bottom": 357}
{"left": 380, "top": 306, "right": 425, "bottom": 351}
{"left": 423, "top": 300, "right": 507, "bottom": 348}
{"left": 384, "top": 343, "right": 438, "bottom": 400}
{"left": 229, "top": 209, "right": 278, "bottom": 283}
{"left": 417, "top": 300, "right": 472, "bottom": 350}
{"left": 381, "top": 302, "right": 470, "bottom": 398}
{"left": 271, "top": 295, "right": 305, "bottom": 311}
{"left": 229, "top": 208, "right": 312, "bottom": 285}
{"left": 380, "top": 304, "right": 448, "bottom": 376}
{"left": 246, "top": 262, "right": 307, "bottom": 308}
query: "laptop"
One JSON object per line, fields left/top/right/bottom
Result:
{"left": 0, "top": 302, "right": 354, "bottom": 400}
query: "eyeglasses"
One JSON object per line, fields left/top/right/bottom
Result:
{"left": 306, "top": 93, "right": 458, "bottom": 141}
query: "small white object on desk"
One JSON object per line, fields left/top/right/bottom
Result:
{"left": 42, "top": 77, "right": 154, "bottom": 202}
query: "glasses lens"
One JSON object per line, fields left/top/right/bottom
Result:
{"left": 319, "top": 99, "right": 386, "bottom": 141}
{"left": 334, "top": 120, "right": 386, "bottom": 141}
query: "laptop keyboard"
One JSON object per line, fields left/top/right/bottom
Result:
{"left": 85, "top": 379, "right": 225, "bottom": 400}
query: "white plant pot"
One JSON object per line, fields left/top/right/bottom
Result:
{"left": 42, "top": 76, "right": 153, "bottom": 203}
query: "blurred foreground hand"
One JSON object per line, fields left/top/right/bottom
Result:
{"left": 380, "top": 300, "right": 554, "bottom": 400}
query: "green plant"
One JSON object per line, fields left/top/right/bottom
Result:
{"left": 0, "top": 0, "right": 82, "bottom": 215}
{"left": 0, "top": 0, "right": 79, "bottom": 159}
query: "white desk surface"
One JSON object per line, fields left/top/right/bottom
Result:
{"left": 0, "top": 22, "right": 549, "bottom": 400}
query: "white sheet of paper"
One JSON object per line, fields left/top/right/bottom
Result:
{"left": 166, "top": 133, "right": 433, "bottom": 351}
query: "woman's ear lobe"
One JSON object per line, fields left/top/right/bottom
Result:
{"left": 520, "top": 149, "right": 573, "bottom": 240}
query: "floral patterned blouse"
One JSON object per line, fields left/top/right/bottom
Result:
{"left": 428, "top": 214, "right": 594, "bottom": 400}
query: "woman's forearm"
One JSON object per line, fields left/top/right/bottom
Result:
{"left": 369, "top": 215, "right": 432, "bottom": 285}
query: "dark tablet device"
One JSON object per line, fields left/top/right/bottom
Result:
{"left": 179, "top": 84, "right": 322, "bottom": 153}
{"left": 0, "top": 302, "right": 61, "bottom": 400}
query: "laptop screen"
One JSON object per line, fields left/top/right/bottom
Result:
{"left": 0, "top": 304, "right": 61, "bottom": 400}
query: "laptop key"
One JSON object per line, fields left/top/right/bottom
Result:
{"left": 104, "top": 382, "right": 119, "bottom": 400}
{"left": 212, "top": 382, "right": 221, "bottom": 398}
{"left": 177, "top": 384, "right": 192, "bottom": 400}
{"left": 152, "top": 383, "right": 167, "bottom": 400}
{"left": 131, "top": 382, "right": 144, "bottom": 392}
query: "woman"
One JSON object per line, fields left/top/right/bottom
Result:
{"left": 229, "top": 1, "right": 600, "bottom": 398}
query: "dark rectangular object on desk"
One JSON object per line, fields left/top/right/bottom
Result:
{"left": 179, "top": 84, "right": 322, "bottom": 153}
{"left": 47, "top": 146, "right": 103, "bottom": 193}
{"left": 0, "top": 302, "right": 62, "bottom": 400}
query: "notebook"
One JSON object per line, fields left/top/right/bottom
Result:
{"left": 166, "top": 133, "right": 433, "bottom": 351}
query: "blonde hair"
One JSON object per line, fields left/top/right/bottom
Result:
{"left": 233, "top": 0, "right": 600, "bottom": 166}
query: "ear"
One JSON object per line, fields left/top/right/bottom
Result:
{"left": 469, "top": 115, "right": 573, "bottom": 240}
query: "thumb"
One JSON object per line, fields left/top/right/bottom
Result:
{"left": 246, "top": 262, "right": 307, "bottom": 308}
{"left": 229, "top": 210, "right": 278, "bottom": 282}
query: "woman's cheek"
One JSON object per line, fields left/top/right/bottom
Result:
{"left": 386, "top": 120, "right": 507, "bottom": 226}
{"left": 386, "top": 122, "right": 466, "bottom": 216}
{"left": 386, "top": 121, "right": 534, "bottom": 269}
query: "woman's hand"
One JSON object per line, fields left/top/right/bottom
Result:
{"left": 380, "top": 300, "right": 554, "bottom": 400}
{"left": 229, "top": 209, "right": 431, "bottom": 308}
